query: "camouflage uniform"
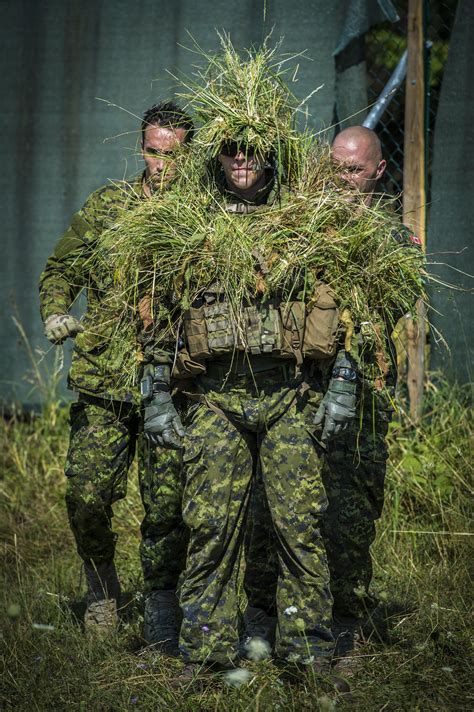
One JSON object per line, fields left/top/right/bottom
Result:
{"left": 321, "top": 387, "right": 392, "bottom": 620}
{"left": 165, "top": 178, "right": 336, "bottom": 665}
{"left": 179, "top": 368, "right": 334, "bottom": 665}
{"left": 322, "top": 224, "right": 422, "bottom": 622}
{"left": 244, "top": 224, "right": 422, "bottom": 624}
{"left": 39, "top": 177, "right": 186, "bottom": 592}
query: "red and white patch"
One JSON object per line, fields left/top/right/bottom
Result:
{"left": 409, "top": 233, "right": 422, "bottom": 246}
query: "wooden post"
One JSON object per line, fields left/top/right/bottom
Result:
{"left": 403, "top": 0, "right": 427, "bottom": 422}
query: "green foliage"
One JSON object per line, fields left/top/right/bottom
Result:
{"left": 387, "top": 379, "right": 473, "bottom": 511}
{"left": 366, "top": 27, "right": 449, "bottom": 88}
{"left": 1, "top": 377, "right": 472, "bottom": 710}
{"left": 174, "top": 33, "right": 305, "bottom": 178}
{"left": 96, "top": 141, "right": 425, "bottom": 384}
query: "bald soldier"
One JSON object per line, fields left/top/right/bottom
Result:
{"left": 325, "top": 126, "right": 420, "bottom": 667}
{"left": 332, "top": 125, "right": 386, "bottom": 204}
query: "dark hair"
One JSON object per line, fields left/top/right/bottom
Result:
{"left": 141, "top": 101, "right": 194, "bottom": 144}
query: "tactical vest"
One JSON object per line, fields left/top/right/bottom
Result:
{"left": 182, "top": 281, "right": 340, "bottom": 364}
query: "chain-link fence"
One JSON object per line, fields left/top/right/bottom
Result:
{"left": 365, "top": 0, "right": 458, "bottom": 200}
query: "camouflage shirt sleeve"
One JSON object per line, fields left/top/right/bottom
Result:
{"left": 347, "top": 223, "right": 425, "bottom": 391}
{"left": 38, "top": 185, "right": 117, "bottom": 321}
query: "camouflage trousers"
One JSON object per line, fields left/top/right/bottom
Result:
{"left": 321, "top": 389, "right": 392, "bottom": 620}
{"left": 64, "top": 394, "right": 186, "bottom": 592}
{"left": 244, "top": 387, "right": 392, "bottom": 621}
{"left": 179, "top": 378, "right": 334, "bottom": 665}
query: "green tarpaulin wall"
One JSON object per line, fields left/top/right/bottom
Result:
{"left": 428, "top": 0, "right": 473, "bottom": 387}
{"left": 3, "top": 0, "right": 471, "bottom": 407}
{"left": 2, "top": 0, "right": 396, "bottom": 407}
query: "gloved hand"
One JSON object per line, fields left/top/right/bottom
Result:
{"left": 44, "top": 313, "right": 84, "bottom": 344}
{"left": 313, "top": 351, "right": 359, "bottom": 443}
{"left": 144, "top": 392, "right": 185, "bottom": 449}
{"left": 313, "top": 378, "right": 357, "bottom": 443}
{"left": 141, "top": 364, "right": 184, "bottom": 449}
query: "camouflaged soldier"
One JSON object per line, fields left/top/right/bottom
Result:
{"left": 141, "top": 138, "right": 362, "bottom": 688}
{"left": 39, "top": 102, "right": 193, "bottom": 643}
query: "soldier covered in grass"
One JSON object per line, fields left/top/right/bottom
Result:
{"left": 103, "top": 41, "right": 345, "bottom": 685}
{"left": 39, "top": 102, "right": 193, "bottom": 648}
{"left": 101, "top": 38, "right": 424, "bottom": 685}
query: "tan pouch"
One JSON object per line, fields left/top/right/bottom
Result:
{"left": 172, "top": 348, "right": 207, "bottom": 379}
{"left": 183, "top": 307, "right": 211, "bottom": 360}
{"left": 280, "top": 301, "right": 305, "bottom": 361}
{"left": 303, "top": 282, "right": 339, "bottom": 359}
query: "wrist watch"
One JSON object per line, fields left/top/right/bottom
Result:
{"left": 332, "top": 366, "right": 358, "bottom": 382}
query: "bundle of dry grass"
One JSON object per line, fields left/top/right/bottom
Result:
{"left": 90, "top": 38, "right": 425, "bottom": 387}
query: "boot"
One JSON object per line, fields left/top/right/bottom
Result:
{"left": 278, "top": 656, "right": 351, "bottom": 695}
{"left": 240, "top": 605, "right": 276, "bottom": 660}
{"left": 83, "top": 560, "right": 121, "bottom": 633}
{"left": 143, "top": 589, "right": 182, "bottom": 657}
{"left": 332, "top": 615, "right": 364, "bottom": 677}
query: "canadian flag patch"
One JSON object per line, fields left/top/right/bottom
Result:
{"left": 409, "top": 233, "right": 422, "bottom": 246}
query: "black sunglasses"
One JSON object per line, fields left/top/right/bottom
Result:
{"left": 220, "top": 141, "right": 256, "bottom": 157}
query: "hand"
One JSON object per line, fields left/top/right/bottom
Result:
{"left": 44, "top": 313, "right": 84, "bottom": 344}
{"left": 313, "top": 378, "right": 357, "bottom": 444}
{"left": 144, "top": 392, "right": 185, "bottom": 449}
{"left": 138, "top": 295, "right": 154, "bottom": 329}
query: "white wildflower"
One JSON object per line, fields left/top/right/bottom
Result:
{"left": 32, "top": 623, "right": 55, "bottom": 631}
{"left": 223, "top": 668, "right": 253, "bottom": 688}
{"left": 245, "top": 636, "right": 271, "bottom": 661}
{"left": 284, "top": 605, "right": 298, "bottom": 616}
{"left": 317, "top": 694, "right": 336, "bottom": 712}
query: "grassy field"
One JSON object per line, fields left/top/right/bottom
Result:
{"left": 0, "top": 378, "right": 472, "bottom": 711}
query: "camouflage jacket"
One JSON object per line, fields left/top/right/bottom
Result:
{"left": 347, "top": 220, "right": 424, "bottom": 393}
{"left": 39, "top": 175, "right": 145, "bottom": 403}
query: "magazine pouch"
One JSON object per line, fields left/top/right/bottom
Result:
{"left": 303, "top": 282, "right": 339, "bottom": 359}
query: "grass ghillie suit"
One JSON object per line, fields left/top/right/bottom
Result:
{"left": 38, "top": 165, "right": 186, "bottom": 637}
{"left": 99, "top": 38, "right": 424, "bottom": 666}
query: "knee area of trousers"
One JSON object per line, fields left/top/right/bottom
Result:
{"left": 65, "top": 492, "right": 110, "bottom": 527}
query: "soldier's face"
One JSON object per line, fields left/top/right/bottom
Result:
{"left": 218, "top": 143, "right": 266, "bottom": 194}
{"left": 332, "top": 139, "right": 386, "bottom": 200}
{"left": 142, "top": 125, "right": 187, "bottom": 193}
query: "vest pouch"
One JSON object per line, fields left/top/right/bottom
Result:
{"left": 280, "top": 301, "right": 306, "bottom": 360}
{"left": 303, "top": 283, "right": 339, "bottom": 359}
{"left": 172, "top": 348, "right": 207, "bottom": 379}
{"left": 242, "top": 305, "right": 262, "bottom": 355}
{"left": 183, "top": 307, "right": 211, "bottom": 360}
{"left": 260, "top": 302, "right": 283, "bottom": 355}
{"left": 203, "top": 301, "right": 236, "bottom": 354}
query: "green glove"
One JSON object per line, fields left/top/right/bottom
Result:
{"left": 141, "top": 365, "right": 185, "bottom": 450}
{"left": 44, "top": 313, "right": 84, "bottom": 344}
{"left": 313, "top": 351, "right": 358, "bottom": 443}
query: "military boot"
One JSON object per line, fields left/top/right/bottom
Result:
{"left": 143, "top": 589, "right": 182, "bottom": 657}
{"left": 83, "top": 560, "right": 121, "bottom": 634}
{"left": 240, "top": 605, "right": 276, "bottom": 660}
{"left": 332, "top": 615, "right": 364, "bottom": 677}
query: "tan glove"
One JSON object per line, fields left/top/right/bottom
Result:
{"left": 44, "top": 314, "right": 84, "bottom": 344}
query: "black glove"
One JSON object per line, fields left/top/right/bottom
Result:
{"left": 313, "top": 351, "right": 358, "bottom": 443}
{"left": 141, "top": 365, "right": 185, "bottom": 449}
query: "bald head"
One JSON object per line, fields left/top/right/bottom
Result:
{"left": 332, "top": 126, "right": 386, "bottom": 204}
